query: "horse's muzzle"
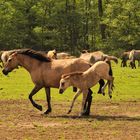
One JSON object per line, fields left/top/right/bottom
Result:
{"left": 59, "top": 89, "right": 64, "bottom": 94}
{"left": 2, "top": 69, "right": 9, "bottom": 75}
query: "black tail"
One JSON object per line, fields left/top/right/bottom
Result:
{"left": 105, "top": 59, "right": 114, "bottom": 90}
{"left": 105, "top": 60, "right": 113, "bottom": 76}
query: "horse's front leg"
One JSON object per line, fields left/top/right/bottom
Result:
{"left": 29, "top": 86, "right": 42, "bottom": 111}
{"left": 67, "top": 89, "right": 82, "bottom": 114}
{"left": 44, "top": 87, "right": 52, "bottom": 114}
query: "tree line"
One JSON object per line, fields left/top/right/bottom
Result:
{"left": 0, "top": 0, "right": 140, "bottom": 55}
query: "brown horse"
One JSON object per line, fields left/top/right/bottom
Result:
{"left": 59, "top": 60, "right": 114, "bottom": 116}
{"left": 2, "top": 49, "right": 104, "bottom": 115}
{"left": 80, "top": 51, "right": 118, "bottom": 65}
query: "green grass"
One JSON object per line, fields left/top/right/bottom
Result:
{"left": 0, "top": 60, "right": 140, "bottom": 101}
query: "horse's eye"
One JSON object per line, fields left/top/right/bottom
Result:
{"left": 8, "top": 59, "right": 12, "bottom": 62}
{"left": 62, "top": 82, "right": 65, "bottom": 86}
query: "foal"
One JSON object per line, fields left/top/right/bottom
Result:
{"left": 59, "top": 61, "right": 114, "bottom": 116}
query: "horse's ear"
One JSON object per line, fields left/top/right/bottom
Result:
{"left": 12, "top": 52, "right": 18, "bottom": 57}
{"left": 61, "top": 74, "right": 70, "bottom": 79}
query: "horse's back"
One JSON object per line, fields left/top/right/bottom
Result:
{"left": 80, "top": 51, "right": 104, "bottom": 64}
{"left": 85, "top": 61, "right": 109, "bottom": 76}
{"left": 42, "top": 58, "right": 91, "bottom": 88}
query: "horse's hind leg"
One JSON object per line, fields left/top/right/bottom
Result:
{"left": 83, "top": 88, "right": 93, "bottom": 116}
{"left": 108, "top": 77, "right": 114, "bottom": 98}
{"left": 67, "top": 89, "right": 82, "bottom": 114}
{"left": 98, "top": 79, "right": 105, "bottom": 94}
{"left": 101, "top": 81, "right": 108, "bottom": 96}
{"left": 44, "top": 87, "right": 52, "bottom": 114}
{"left": 138, "top": 60, "right": 140, "bottom": 67}
{"left": 73, "top": 87, "right": 77, "bottom": 92}
{"left": 29, "top": 86, "right": 42, "bottom": 111}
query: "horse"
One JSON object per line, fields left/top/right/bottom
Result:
{"left": 59, "top": 60, "right": 114, "bottom": 116}
{"left": 2, "top": 49, "right": 105, "bottom": 115}
{"left": 129, "top": 50, "right": 140, "bottom": 69}
{"left": 121, "top": 51, "right": 130, "bottom": 67}
{"left": 80, "top": 51, "right": 118, "bottom": 65}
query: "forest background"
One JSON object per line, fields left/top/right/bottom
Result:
{"left": 0, "top": 0, "right": 140, "bottom": 56}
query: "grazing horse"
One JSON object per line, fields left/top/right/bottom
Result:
{"left": 2, "top": 49, "right": 105, "bottom": 115}
{"left": 80, "top": 51, "right": 118, "bottom": 65}
{"left": 59, "top": 60, "right": 114, "bottom": 116}
{"left": 129, "top": 50, "right": 140, "bottom": 69}
{"left": 121, "top": 51, "right": 130, "bottom": 67}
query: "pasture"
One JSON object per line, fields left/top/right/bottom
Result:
{"left": 0, "top": 60, "right": 140, "bottom": 140}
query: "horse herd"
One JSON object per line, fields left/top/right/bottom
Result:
{"left": 0, "top": 48, "right": 139, "bottom": 116}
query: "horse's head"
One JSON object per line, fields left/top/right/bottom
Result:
{"left": 48, "top": 49, "right": 57, "bottom": 59}
{"left": 2, "top": 52, "right": 18, "bottom": 75}
{"left": 59, "top": 75, "right": 71, "bottom": 94}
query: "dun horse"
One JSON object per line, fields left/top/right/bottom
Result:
{"left": 59, "top": 60, "right": 114, "bottom": 116}
{"left": 80, "top": 51, "right": 118, "bottom": 65}
{"left": 121, "top": 51, "right": 130, "bottom": 67}
{"left": 2, "top": 49, "right": 105, "bottom": 115}
{"left": 129, "top": 50, "right": 140, "bottom": 69}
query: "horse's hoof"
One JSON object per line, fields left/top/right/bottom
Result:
{"left": 44, "top": 109, "right": 52, "bottom": 115}
{"left": 67, "top": 110, "right": 71, "bottom": 114}
{"left": 102, "top": 92, "right": 105, "bottom": 96}
{"left": 80, "top": 111, "right": 90, "bottom": 116}
{"left": 109, "top": 95, "right": 112, "bottom": 99}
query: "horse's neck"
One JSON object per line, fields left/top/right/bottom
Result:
{"left": 70, "top": 75, "right": 84, "bottom": 87}
{"left": 17, "top": 54, "right": 39, "bottom": 72}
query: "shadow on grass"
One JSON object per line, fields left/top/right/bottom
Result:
{"left": 46, "top": 114, "right": 140, "bottom": 121}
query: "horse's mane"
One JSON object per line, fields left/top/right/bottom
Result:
{"left": 62, "top": 72, "right": 83, "bottom": 79}
{"left": 17, "top": 49, "right": 51, "bottom": 62}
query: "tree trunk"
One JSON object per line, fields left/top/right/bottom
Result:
{"left": 98, "top": 0, "right": 106, "bottom": 40}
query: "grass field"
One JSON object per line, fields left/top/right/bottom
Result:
{"left": 0, "top": 60, "right": 140, "bottom": 140}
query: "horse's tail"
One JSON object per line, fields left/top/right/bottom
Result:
{"left": 105, "top": 59, "right": 114, "bottom": 90}
{"left": 105, "top": 60, "right": 113, "bottom": 76}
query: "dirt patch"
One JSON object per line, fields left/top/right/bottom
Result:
{"left": 0, "top": 99, "right": 140, "bottom": 140}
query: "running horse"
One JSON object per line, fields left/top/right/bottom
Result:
{"left": 2, "top": 49, "right": 105, "bottom": 115}
{"left": 59, "top": 60, "right": 114, "bottom": 116}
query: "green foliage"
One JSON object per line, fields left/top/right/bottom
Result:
{"left": 0, "top": 0, "right": 140, "bottom": 52}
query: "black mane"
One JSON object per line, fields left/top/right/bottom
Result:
{"left": 17, "top": 49, "right": 51, "bottom": 62}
